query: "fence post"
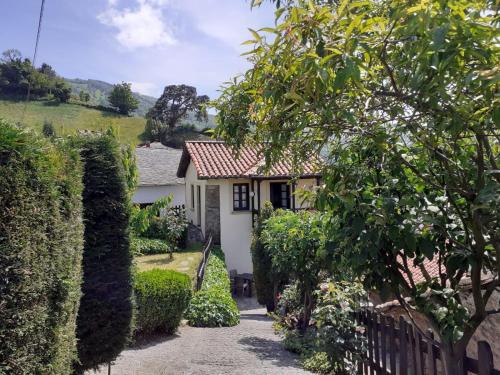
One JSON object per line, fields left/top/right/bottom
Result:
{"left": 426, "top": 330, "right": 437, "bottom": 375}
{"left": 380, "top": 315, "right": 387, "bottom": 374}
{"left": 415, "top": 330, "right": 424, "bottom": 375}
{"left": 478, "top": 341, "right": 493, "bottom": 375}
{"left": 367, "top": 311, "right": 375, "bottom": 375}
{"left": 399, "top": 316, "right": 408, "bottom": 375}
{"left": 388, "top": 317, "right": 397, "bottom": 375}
{"left": 374, "top": 313, "right": 380, "bottom": 374}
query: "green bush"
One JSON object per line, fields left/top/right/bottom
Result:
{"left": 134, "top": 270, "right": 191, "bottom": 334}
{"left": 185, "top": 290, "right": 239, "bottom": 327}
{"left": 130, "top": 196, "right": 188, "bottom": 249}
{"left": 0, "top": 120, "right": 84, "bottom": 375}
{"left": 132, "top": 237, "right": 171, "bottom": 255}
{"left": 185, "top": 247, "right": 239, "bottom": 327}
{"left": 73, "top": 131, "right": 134, "bottom": 374}
{"left": 251, "top": 201, "right": 278, "bottom": 311}
{"left": 143, "top": 211, "right": 188, "bottom": 246}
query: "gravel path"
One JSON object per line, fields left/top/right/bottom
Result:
{"left": 87, "top": 299, "right": 312, "bottom": 375}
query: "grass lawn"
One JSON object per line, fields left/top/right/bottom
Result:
{"left": 0, "top": 98, "right": 145, "bottom": 145}
{"left": 135, "top": 243, "right": 204, "bottom": 286}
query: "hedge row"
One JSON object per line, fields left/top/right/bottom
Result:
{"left": 132, "top": 236, "right": 171, "bottom": 255}
{"left": 134, "top": 269, "right": 192, "bottom": 334}
{"left": 0, "top": 120, "right": 84, "bottom": 374}
{"left": 72, "top": 132, "right": 134, "bottom": 374}
{"left": 185, "top": 247, "right": 239, "bottom": 327}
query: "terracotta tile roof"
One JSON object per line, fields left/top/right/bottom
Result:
{"left": 177, "top": 141, "right": 322, "bottom": 179}
{"left": 398, "top": 256, "right": 442, "bottom": 285}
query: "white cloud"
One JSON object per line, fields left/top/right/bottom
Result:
{"left": 98, "top": 0, "right": 176, "bottom": 49}
{"left": 173, "top": 0, "right": 274, "bottom": 52}
{"left": 130, "top": 81, "right": 158, "bottom": 96}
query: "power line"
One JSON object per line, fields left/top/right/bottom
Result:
{"left": 21, "top": 0, "right": 46, "bottom": 122}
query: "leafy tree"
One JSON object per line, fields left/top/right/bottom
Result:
{"left": 108, "top": 82, "right": 139, "bottom": 115}
{"left": 73, "top": 131, "right": 134, "bottom": 374}
{"left": 42, "top": 120, "right": 56, "bottom": 138}
{"left": 214, "top": 1, "right": 499, "bottom": 374}
{"left": 0, "top": 50, "right": 69, "bottom": 100}
{"left": 38, "top": 63, "right": 56, "bottom": 79}
{"left": 1, "top": 49, "right": 22, "bottom": 63}
{"left": 146, "top": 84, "right": 209, "bottom": 143}
{"left": 52, "top": 79, "right": 71, "bottom": 102}
{"left": 79, "top": 90, "right": 90, "bottom": 102}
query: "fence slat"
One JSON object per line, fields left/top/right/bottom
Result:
{"left": 426, "top": 330, "right": 437, "bottom": 375}
{"left": 415, "top": 330, "right": 424, "bottom": 375}
{"left": 478, "top": 341, "right": 494, "bottom": 375}
{"left": 399, "top": 317, "right": 408, "bottom": 375}
{"left": 363, "top": 311, "right": 369, "bottom": 375}
{"left": 367, "top": 311, "right": 375, "bottom": 375}
{"left": 388, "top": 317, "right": 397, "bottom": 375}
{"left": 374, "top": 314, "right": 381, "bottom": 374}
{"left": 380, "top": 315, "right": 387, "bottom": 374}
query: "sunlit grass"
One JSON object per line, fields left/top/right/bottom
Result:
{"left": 0, "top": 98, "right": 145, "bottom": 145}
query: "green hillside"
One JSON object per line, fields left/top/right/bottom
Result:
{"left": 65, "top": 78, "right": 218, "bottom": 129}
{"left": 0, "top": 98, "right": 145, "bottom": 145}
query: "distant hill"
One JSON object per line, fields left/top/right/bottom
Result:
{"left": 65, "top": 78, "right": 217, "bottom": 130}
{"left": 66, "top": 78, "right": 156, "bottom": 117}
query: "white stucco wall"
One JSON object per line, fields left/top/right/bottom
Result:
{"left": 213, "top": 178, "right": 253, "bottom": 274}
{"left": 184, "top": 163, "right": 206, "bottom": 233}
{"left": 132, "top": 184, "right": 185, "bottom": 206}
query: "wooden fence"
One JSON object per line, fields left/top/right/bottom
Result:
{"left": 195, "top": 234, "right": 213, "bottom": 291}
{"left": 355, "top": 310, "right": 499, "bottom": 375}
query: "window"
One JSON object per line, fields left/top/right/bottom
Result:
{"left": 233, "top": 183, "right": 249, "bottom": 211}
{"left": 270, "top": 182, "right": 290, "bottom": 209}
{"left": 190, "top": 184, "right": 195, "bottom": 208}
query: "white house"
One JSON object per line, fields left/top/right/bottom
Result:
{"left": 176, "top": 140, "right": 322, "bottom": 274}
{"left": 133, "top": 143, "right": 185, "bottom": 207}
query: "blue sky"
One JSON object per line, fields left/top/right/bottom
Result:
{"left": 0, "top": 0, "right": 275, "bottom": 99}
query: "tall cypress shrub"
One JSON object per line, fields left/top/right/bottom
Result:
{"left": 0, "top": 120, "right": 84, "bottom": 374}
{"left": 251, "top": 201, "right": 276, "bottom": 312}
{"left": 73, "top": 131, "right": 134, "bottom": 373}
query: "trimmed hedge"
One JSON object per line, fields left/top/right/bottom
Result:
{"left": 73, "top": 132, "right": 134, "bottom": 374}
{"left": 185, "top": 247, "right": 239, "bottom": 327}
{"left": 0, "top": 120, "right": 84, "bottom": 374}
{"left": 132, "top": 237, "right": 171, "bottom": 255}
{"left": 134, "top": 269, "right": 191, "bottom": 334}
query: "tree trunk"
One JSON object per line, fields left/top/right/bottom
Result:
{"left": 440, "top": 341, "right": 465, "bottom": 375}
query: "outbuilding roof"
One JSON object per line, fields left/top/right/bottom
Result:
{"left": 177, "top": 141, "right": 321, "bottom": 179}
{"left": 136, "top": 143, "right": 184, "bottom": 186}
